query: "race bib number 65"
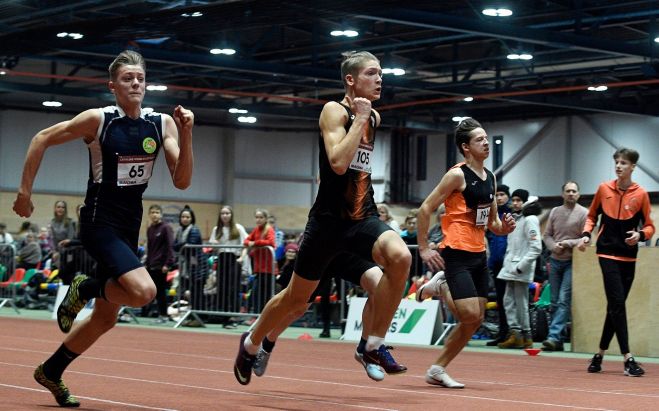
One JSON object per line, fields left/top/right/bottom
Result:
{"left": 117, "top": 155, "right": 155, "bottom": 186}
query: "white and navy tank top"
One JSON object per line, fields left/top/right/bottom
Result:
{"left": 80, "top": 106, "right": 164, "bottom": 231}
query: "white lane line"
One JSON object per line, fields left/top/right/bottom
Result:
{"left": 0, "top": 383, "right": 178, "bottom": 410}
{"left": 0, "top": 362, "right": 398, "bottom": 411}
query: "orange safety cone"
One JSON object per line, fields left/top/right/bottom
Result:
{"left": 297, "top": 332, "right": 313, "bottom": 341}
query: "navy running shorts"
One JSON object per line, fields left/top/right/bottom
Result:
{"left": 443, "top": 247, "right": 489, "bottom": 300}
{"left": 294, "top": 215, "right": 391, "bottom": 281}
{"left": 79, "top": 223, "right": 143, "bottom": 280}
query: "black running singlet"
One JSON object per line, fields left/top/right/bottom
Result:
{"left": 310, "top": 103, "right": 378, "bottom": 220}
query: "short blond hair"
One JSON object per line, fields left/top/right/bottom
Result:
{"left": 108, "top": 50, "right": 146, "bottom": 80}
{"left": 340, "top": 51, "right": 379, "bottom": 87}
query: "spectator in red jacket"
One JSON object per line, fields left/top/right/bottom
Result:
{"left": 240, "top": 209, "right": 276, "bottom": 313}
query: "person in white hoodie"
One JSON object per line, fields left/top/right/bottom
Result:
{"left": 497, "top": 189, "right": 543, "bottom": 349}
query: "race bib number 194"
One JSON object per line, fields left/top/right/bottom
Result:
{"left": 476, "top": 204, "right": 490, "bottom": 226}
{"left": 117, "top": 155, "right": 155, "bottom": 186}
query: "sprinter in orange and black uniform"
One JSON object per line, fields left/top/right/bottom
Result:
{"left": 234, "top": 51, "right": 411, "bottom": 386}
{"left": 416, "top": 118, "right": 516, "bottom": 388}
{"left": 579, "top": 147, "right": 654, "bottom": 377}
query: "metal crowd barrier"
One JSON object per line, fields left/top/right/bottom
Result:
{"left": 0, "top": 244, "right": 19, "bottom": 313}
{"left": 175, "top": 244, "right": 276, "bottom": 328}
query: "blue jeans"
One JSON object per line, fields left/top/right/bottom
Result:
{"left": 547, "top": 258, "right": 572, "bottom": 342}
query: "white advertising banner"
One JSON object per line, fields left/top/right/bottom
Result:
{"left": 342, "top": 297, "right": 444, "bottom": 345}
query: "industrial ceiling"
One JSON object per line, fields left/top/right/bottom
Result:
{"left": 0, "top": 0, "right": 658, "bottom": 131}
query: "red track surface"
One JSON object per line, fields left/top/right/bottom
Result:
{"left": 1, "top": 317, "right": 657, "bottom": 410}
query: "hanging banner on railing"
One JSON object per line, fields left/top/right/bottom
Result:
{"left": 342, "top": 297, "right": 443, "bottom": 345}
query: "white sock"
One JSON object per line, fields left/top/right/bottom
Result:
{"left": 244, "top": 334, "right": 259, "bottom": 355}
{"left": 365, "top": 336, "right": 385, "bottom": 352}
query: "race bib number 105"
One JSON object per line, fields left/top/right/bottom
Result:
{"left": 349, "top": 143, "right": 373, "bottom": 173}
{"left": 117, "top": 155, "right": 155, "bottom": 186}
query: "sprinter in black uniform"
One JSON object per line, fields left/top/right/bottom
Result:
{"left": 252, "top": 252, "right": 389, "bottom": 382}
{"left": 234, "top": 51, "right": 411, "bottom": 386}
{"left": 13, "top": 50, "right": 194, "bottom": 407}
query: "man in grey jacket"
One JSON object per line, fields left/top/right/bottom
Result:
{"left": 542, "top": 181, "right": 588, "bottom": 351}
{"left": 497, "top": 189, "right": 543, "bottom": 349}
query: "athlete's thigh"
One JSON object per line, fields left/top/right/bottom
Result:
{"left": 80, "top": 223, "right": 142, "bottom": 279}
{"left": 117, "top": 266, "right": 154, "bottom": 290}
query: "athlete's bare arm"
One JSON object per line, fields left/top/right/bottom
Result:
{"left": 417, "top": 168, "right": 465, "bottom": 271}
{"left": 13, "top": 109, "right": 101, "bottom": 218}
{"left": 487, "top": 179, "right": 515, "bottom": 235}
{"left": 319, "top": 98, "right": 371, "bottom": 175}
{"left": 163, "top": 105, "right": 194, "bottom": 190}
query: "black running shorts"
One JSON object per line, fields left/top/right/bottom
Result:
{"left": 443, "top": 247, "right": 489, "bottom": 300}
{"left": 80, "top": 223, "right": 143, "bottom": 280}
{"left": 294, "top": 215, "right": 391, "bottom": 281}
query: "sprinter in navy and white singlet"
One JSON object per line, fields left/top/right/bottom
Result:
{"left": 233, "top": 51, "right": 412, "bottom": 386}
{"left": 13, "top": 50, "right": 194, "bottom": 407}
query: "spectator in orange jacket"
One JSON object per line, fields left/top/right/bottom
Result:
{"left": 578, "top": 147, "right": 655, "bottom": 377}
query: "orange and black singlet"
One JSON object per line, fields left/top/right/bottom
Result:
{"left": 441, "top": 163, "right": 495, "bottom": 253}
{"left": 310, "top": 103, "right": 378, "bottom": 221}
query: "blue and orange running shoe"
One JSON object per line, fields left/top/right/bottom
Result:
{"left": 363, "top": 345, "right": 407, "bottom": 374}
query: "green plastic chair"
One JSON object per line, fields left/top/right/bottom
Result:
{"left": 536, "top": 283, "right": 551, "bottom": 308}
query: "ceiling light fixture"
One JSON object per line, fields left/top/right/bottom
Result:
{"left": 56, "top": 32, "right": 83, "bottom": 40}
{"left": 210, "top": 48, "right": 236, "bottom": 55}
{"left": 482, "top": 8, "right": 513, "bottom": 17}
{"left": 237, "top": 116, "right": 257, "bottom": 123}
{"left": 330, "top": 30, "right": 359, "bottom": 37}
{"left": 507, "top": 53, "right": 533, "bottom": 60}
{"left": 382, "top": 68, "right": 405, "bottom": 76}
{"left": 42, "top": 101, "right": 63, "bottom": 107}
{"left": 463, "top": 96, "right": 474, "bottom": 102}
{"left": 229, "top": 108, "right": 248, "bottom": 114}
{"left": 181, "top": 11, "right": 203, "bottom": 17}
{"left": 0, "top": 70, "right": 6, "bottom": 76}
{"left": 587, "top": 85, "right": 608, "bottom": 92}
{"left": 654, "top": 36, "right": 659, "bottom": 43}
{"left": 452, "top": 116, "right": 470, "bottom": 122}
{"left": 146, "top": 84, "right": 167, "bottom": 91}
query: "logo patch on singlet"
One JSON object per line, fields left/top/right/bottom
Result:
{"left": 142, "top": 137, "right": 157, "bottom": 154}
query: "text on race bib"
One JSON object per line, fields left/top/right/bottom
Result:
{"left": 349, "top": 143, "right": 373, "bottom": 173}
{"left": 475, "top": 203, "right": 491, "bottom": 227}
{"left": 117, "top": 155, "right": 155, "bottom": 186}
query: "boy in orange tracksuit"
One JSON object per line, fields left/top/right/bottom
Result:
{"left": 578, "top": 147, "right": 654, "bottom": 377}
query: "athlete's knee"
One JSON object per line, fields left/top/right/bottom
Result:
{"left": 384, "top": 245, "right": 412, "bottom": 274}
{"left": 128, "top": 282, "right": 157, "bottom": 307}
{"left": 458, "top": 308, "right": 482, "bottom": 325}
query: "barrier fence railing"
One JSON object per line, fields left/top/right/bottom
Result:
{"left": 0, "top": 244, "right": 19, "bottom": 313}
{"left": 174, "top": 244, "right": 276, "bottom": 328}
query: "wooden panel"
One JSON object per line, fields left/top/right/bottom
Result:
{"left": 572, "top": 247, "right": 659, "bottom": 357}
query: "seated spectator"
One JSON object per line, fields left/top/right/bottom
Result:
{"left": 14, "top": 221, "right": 35, "bottom": 251}
{"left": 377, "top": 203, "right": 401, "bottom": 233}
{"left": 17, "top": 232, "right": 42, "bottom": 270}
{"left": 427, "top": 204, "right": 446, "bottom": 250}
{"left": 0, "top": 222, "right": 15, "bottom": 250}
